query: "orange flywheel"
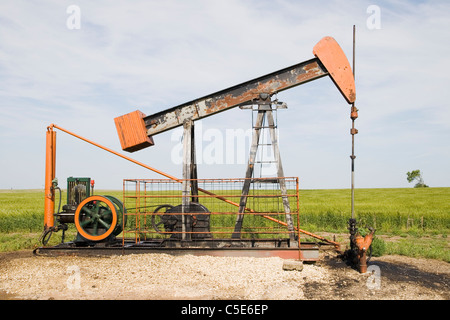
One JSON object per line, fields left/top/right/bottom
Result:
{"left": 74, "top": 195, "right": 119, "bottom": 242}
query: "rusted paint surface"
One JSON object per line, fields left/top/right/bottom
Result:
{"left": 143, "top": 58, "right": 328, "bottom": 137}
{"left": 313, "top": 36, "right": 356, "bottom": 104}
{"left": 114, "top": 110, "right": 154, "bottom": 152}
{"left": 115, "top": 36, "right": 356, "bottom": 151}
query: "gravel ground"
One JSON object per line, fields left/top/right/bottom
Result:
{"left": 0, "top": 251, "right": 449, "bottom": 300}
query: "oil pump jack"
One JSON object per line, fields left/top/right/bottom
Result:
{"left": 114, "top": 35, "right": 372, "bottom": 270}
{"left": 40, "top": 35, "right": 372, "bottom": 272}
{"left": 115, "top": 36, "right": 355, "bottom": 240}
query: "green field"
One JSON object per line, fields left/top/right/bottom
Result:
{"left": 0, "top": 188, "right": 449, "bottom": 261}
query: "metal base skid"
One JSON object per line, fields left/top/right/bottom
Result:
{"left": 35, "top": 238, "right": 320, "bottom": 261}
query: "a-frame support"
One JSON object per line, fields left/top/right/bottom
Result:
{"left": 232, "top": 95, "right": 295, "bottom": 243}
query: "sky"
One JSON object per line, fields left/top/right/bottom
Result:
{"left": 0, "top": 0, "right": 449, "bottom": 190}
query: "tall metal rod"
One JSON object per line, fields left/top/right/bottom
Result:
{"left": 351, "top": 25, "right": 357, "bottom": 220}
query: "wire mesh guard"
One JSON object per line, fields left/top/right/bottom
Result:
{"left": 122, "top": 177, "right": 300, "bottom": 245}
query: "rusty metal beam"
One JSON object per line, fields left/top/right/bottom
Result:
{"left": 143, "top": 58, "right": 327, "bottom": 137}
{"left": 115, "top": 36, "right": 356, "bottom": 152}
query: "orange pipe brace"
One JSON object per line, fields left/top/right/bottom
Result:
{"left": 47, "top": 124, "right": 340, "bottom": 247}
{"left": 43, "top": 127, "right": 56, "bottom": 230}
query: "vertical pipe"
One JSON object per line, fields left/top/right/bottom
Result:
{"left": 122, "top": 180, "right": 126, "bottom": 247}
{"left": 190, "top": 121, "right": 199, "bottom": 203}
{"left": 352, "top": 25, "right": 356, "bottom": 81}
{"left": 136, "top": 180, "right": 140, "bottom": 243}
{"left": 351, "top": 25, "right": 356, "bottom": 220}
{"left": 44, "top": 128, "right": 56, "bottom": 230}
{"left": 296, "top": 177, "right": 303, "bottom": 260}
{"left": 182, "top": 120, "right": 194, "bottom": 241}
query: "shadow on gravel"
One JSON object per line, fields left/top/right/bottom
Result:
{"left": 370, "top": 260, "right": 449, "bottom": 292}
{"left": 319, "top": 255, "right": 450, "bottom": 300}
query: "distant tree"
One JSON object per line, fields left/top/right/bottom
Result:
{"left": 406, "top": 170, "right": 429, "bottom": 188}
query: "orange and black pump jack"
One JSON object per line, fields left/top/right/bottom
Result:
{"left": 39, "top": 33, "right": 375, "bottom": 269}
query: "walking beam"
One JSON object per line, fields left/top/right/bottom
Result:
{"left": 115, "top": 36, "right": 355, "bottom": 152}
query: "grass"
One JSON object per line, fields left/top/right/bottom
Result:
{"left": 0, "top": 190, "right": 44, "bottom": 233}
{"left": 385, "top": 235, "right": 449, "bottom": 261}
{"left": 0, "top": 188, "right": 449, "bottom": 261}
{"left": 298, "top": 188, "right": 450, "bottom": 234}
